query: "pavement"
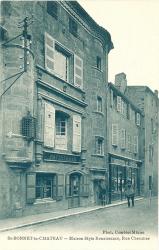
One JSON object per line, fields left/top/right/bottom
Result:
{"left": 0, "top": 197, "right": 144, "bottom": 233}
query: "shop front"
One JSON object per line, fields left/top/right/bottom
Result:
{"left": 108, "top": 154, "right": 141, "bottom": 203}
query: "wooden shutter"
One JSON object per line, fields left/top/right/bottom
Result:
{"left": 121, "top": 129, "right": 126, "bottom": 149}
{"left": 65, "top": 174, "right": 70, "bottom": 197}
{"left": 26, "top": 173, "right": 36, "bottom": 204}
{"left": 52, "top": 175, "right": 57, "bottom": 199}
{"left": 117, "top": 96, "right": 121, "bottom": 112}
{"left": 110, "top": 89, "right": 114, "bottom": 107}
{"left": 74, "top": 54, "right": 83, "bottom": 89}
{"left": 72, "top": 115, "right": 81, "bottom": 152}
{"left": 127, "top": 134, "right": 131, "bottom": 151}
{"left": 45, "top": 32, "right": 55, "bottom": 72}
{"left": 121, "top": 100, "right": 124, "bottom": 114}
{"left": 112, "top": 124, "right": 118, "bottom": 146}
{"left": 136, "top": 113, "right": 140, "bottom": 126}
{"left": 134, "top": 136, "right": 138, "bottom": 153}
{"left": 57, "top": 174, "right": 64, "bottom": 201}
{"left": 80, "top": 174, "right": 89, "bottom": 197}
{"left": 44, "top": 102, "right": 55, "bottom": 147}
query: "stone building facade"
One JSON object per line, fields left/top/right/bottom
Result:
{"left": 0, "top": 1, "right": 158, "bottom": 219}
{"left": 126, "top": 86, "right": 159, "bottom": 197}
{"left": 107, "top": 73, "right": 144, "bottom": 203}
{"left": 0, "top": 1, "right": 113, "bottom": 218}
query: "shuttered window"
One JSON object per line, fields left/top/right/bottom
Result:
{"left": 72, "top": 115, "right": 81, "bottom": 152}
{"left": 80, "top": 175, "right": 89, "bottom": 197}
{"left": 26, "top": 173, "right": 36, "bottom": 204}
{"left": 136, "top": 113, "right": 140, "bottom": 126}
{"left": 110, "top": 89, "right": 114, "bottom": 108}
{"left": 134, "top": 136, "right": 138, "bottom": 154}
{"left": 45, "top": 32, "right": 55, "bottom": 72}
{"left": 121, "top": 129, "right": 126, "bottom": 149}
{"left": 117, "top": 96, "right": 122, "bottom": 112}
{"left": 44, "top": 102, "right": 55, "bottom": 148}
{"left": 56, "top": 174, "right": 64, "bottom": 201}
{"left": 112, "top": 124, "right": 118, "bottom": 146}
{"left": 127, "top": 134, "right": 131, "bottom": 151}
{"left": 74, "top": 55, "right": 83, "bottom": 89}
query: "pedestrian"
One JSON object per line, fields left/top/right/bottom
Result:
{"left": 124, "top": 179, "right": 135, "bottom": 207}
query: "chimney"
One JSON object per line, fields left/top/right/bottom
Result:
{"left": 115, "top": 73, "right": 127, "bottom": 93}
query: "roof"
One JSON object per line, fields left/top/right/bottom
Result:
{"left": 66, "top": 1, "right": 114, "bottom": 52}
{"left": 108, "top": 82, "right": 144, "bottom": 115}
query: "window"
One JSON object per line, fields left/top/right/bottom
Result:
{"left": 95, "top": 137, "right": 104, "bottom": 155}
{"left": 136, "top": 113, "right": 140, "bottom": 126}
{"left": 151, "top": 118, "right": 154, "bottom": 133}
{"left": 110, "top": 89, "right": 114, "bottom": 108}
{"left": 127, "top": 134, "right": 131, "bottom": 152}
{"left": 96, "top": 56, "right": 101, "bottom": 70}
{"left": 55, "top": 112, "right": 67, "bottom": 150}
{"left": 45, "top": 33, "right": 83, "bottom": 88}
{"left": 149, "top": 145, "right": 153, "bottom": 162}
{"left": 74, "top": 54, "right": 83, "bottom": 88}
{"left": 69, "top": 17, "right": 78, "bottom": 37}
{"left": 112, "top": 124, "right": 118, "bottom": 146}
{"left": 47, "top": 1, "right": 58, "bottom": 19}
{"left": 72, "top": 115, "right": 81, "bottom": 153}
{"left": 45, "top": 32, "right": 70, "bottom": 81}
{"left": 97, "top": 96, "right": 102, "bottom": 112}
{"left": 134, "top": 136, "right": 138, "bottom": 154}
{"left": 121, "top": 129, "right": 126, "bottom": 149}
{"left": 117, "top": 96, "right": 122, "bottom": 112}
{"left": 36, "top": 174, "right": 54, "bottom": 199}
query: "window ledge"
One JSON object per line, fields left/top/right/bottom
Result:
{"left": 93, "top": 111, "right": 104, "bottom": 116}
{"left": 36, "top": 64, "right": 85, "bottom": 94}
{"left": 91, "top": 154, "right": 105, "bottom": 158}
{"left": 91, "top": 66, "right": 103, "bottom": 73}
{"left": 34, "top": 198, "right": 56, "bottom": 205}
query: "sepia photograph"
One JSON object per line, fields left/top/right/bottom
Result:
{"left": 0, "top": 0, "right": 158, "bottom": 250}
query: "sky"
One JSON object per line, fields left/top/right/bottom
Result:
{"left": 79, "top": 0, "right": 159, "bottom": 92}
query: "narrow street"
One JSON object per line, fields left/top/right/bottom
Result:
{"left": 1, "top": 198, "right": 157, "bottom": 250}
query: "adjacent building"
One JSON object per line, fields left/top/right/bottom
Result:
{"left": 107, "top": 73, "right": 144, "bottom": 203}
{"left": 126, "top": 86, "right": 159, "bottom": 197}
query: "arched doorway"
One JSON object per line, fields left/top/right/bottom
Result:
{"left": 66, "top": 171, "right": 89, "bottom": 208}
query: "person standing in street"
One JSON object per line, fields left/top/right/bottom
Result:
{"left": 124, "top": 179, "right": 135, "bottom": 207}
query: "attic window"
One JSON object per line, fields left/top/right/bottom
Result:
{"left": 69, "top": 17, "right": 78, "bottom": 37}
{"left": 47, "top": 1, "right": 58, "bottom": 19}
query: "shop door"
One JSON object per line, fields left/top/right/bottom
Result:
{"left": 68, "top": 174, "right": 80, "bottom": 208}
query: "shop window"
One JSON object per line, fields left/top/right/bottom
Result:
{"left": 55, "top": 111, "right": 68, "bottom": 150}
{"left": 95, "top": 137, "right": 104, "bottom": 155}
{"left": 69, "top": 17, "right": 78, "bottom": 37}
{"left": 47, "top": 1, "right": 58, "bottom": 19}
{"left": 97, "top": 96, "right": 102, "bottom": 112}
{"left": 96, "top": 56, "right": 101, "bottom": 70}
{"left": 36, "top": 174, "right": 54, "bottom": 199}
